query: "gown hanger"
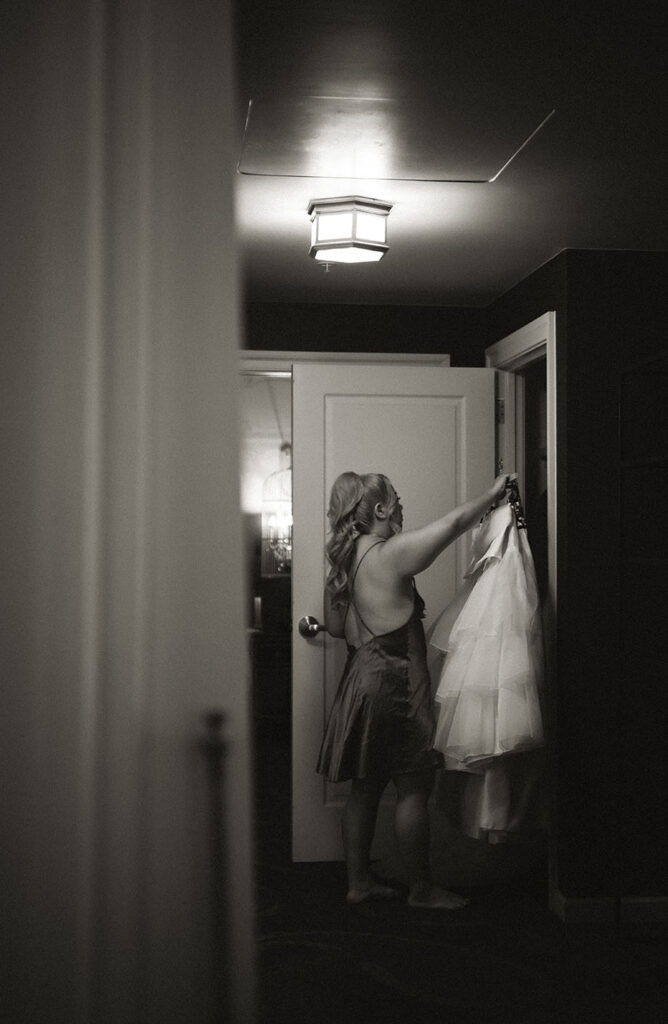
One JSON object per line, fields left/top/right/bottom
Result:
{"left": 506, "top": 476, "right": 527, "bottom": 530}
{"left": 483, "top": 474, "right": 528, "bottom": 529}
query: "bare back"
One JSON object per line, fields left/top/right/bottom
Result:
{"left": 344, "top": 537, "right": 415, "bottom": 646}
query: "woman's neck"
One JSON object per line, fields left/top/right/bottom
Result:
{"left": 365, "top": 523, "right": 391, "bottom": 541}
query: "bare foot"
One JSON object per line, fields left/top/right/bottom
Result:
{"left": 407, "top": 886, "right": 469, "bottom": 910}
{"left": 346, "top": 882, "right": 402, "bottom": 904}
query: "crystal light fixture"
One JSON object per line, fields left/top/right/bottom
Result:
{"left": 261, "top": 442, "right": 292, "bottom": 575}
{"left": 307, "top": 195, "right": 392, "bottom": 264}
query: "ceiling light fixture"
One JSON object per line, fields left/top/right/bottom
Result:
{"left": 307, "top": 195, "right": 392, "bottom": 264}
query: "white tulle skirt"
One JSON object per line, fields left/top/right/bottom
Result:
{"left": 431, "top": 502, "right": 545, "bottom": 773}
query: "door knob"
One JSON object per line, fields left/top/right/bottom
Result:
{"left": 298, "top": 615, "right": 326, "bottom": 638}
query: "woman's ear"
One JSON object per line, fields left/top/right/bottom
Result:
{"left": 374, "top": 501, "right": 386, "bottom": 520}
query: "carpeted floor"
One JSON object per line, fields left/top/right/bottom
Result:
{"left": 253, "top": 717, "right": 668, "bottom": 1024}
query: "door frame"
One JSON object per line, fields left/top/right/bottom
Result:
{"left": 485, "top": 311, "right": 558, "bottom": 912}
{"left": 240, "top": 350, "right": 451, "bottom": 375}
{"left": 485, "top": 312, "right": 557, "bottom": 618}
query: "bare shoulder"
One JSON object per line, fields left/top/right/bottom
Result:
{"left": 353, "top": 535, "right": 386, "bottom": 565}
{"left": 375, "top": 531, "right": 413, "bottom": 569}
{"left": 365, "top": 535, "right": 411, "bottom": 583}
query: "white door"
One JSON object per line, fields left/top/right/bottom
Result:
{"left": 292, "top": 362, "right": 500, "bottom": 862}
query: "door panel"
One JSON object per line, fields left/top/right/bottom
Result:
{"left": 292, "top": 363, "right": 496, "bottom": 861}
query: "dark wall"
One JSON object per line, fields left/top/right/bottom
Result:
{"left": 564, "top": 252, "right": 668, "bottom": 898}
{"left": 244, "top": 302, "right": 486, "bottom": 367}
{"left": 490, "top": 249, "right": 668, "bottom": 900}
{"left": 486, "top": 254, "right": 567, "bottom": 346}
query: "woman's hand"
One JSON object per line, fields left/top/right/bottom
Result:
{"left": 489, "top": 473, "right": 511, "bottom": 502}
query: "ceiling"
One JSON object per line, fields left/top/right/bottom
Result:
{"left": 233, "top": 0, "right": 667, "bottom": 308}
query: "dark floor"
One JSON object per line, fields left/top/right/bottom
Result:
{"left": 253, "top": 717, "right": 668, "bottom": 1024}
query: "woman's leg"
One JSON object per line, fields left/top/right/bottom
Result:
{"left": 393, "top": 768, "right": 469, "bottom": 909}
{"left": 343, "top": 776, "right": 398, "bottom": 902}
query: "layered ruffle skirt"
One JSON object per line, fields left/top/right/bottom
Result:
{"left": 431, "top": 502, "right": 545, "bottom": 774}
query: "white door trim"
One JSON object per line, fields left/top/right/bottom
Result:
{"left": 240, "top": 350, "right": 451, "bottom": 375}
{"left": 485, "top": 312, "right": 557, "bottom": 618}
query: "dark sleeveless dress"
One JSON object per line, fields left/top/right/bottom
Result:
{"left": 316, "top": 542, "right": 442, "bottom": 783}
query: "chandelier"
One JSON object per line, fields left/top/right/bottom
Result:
{"left": 261, "top": 441, "right": 292, "bottom": 575}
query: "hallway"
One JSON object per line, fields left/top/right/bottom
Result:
{"left": 253, "top": 719, "right": 667, "bottom": 1024}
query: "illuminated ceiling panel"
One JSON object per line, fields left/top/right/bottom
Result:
{"left": 238, "top": 95, "right": 555, "bottom": 182}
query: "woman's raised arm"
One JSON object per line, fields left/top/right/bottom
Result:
{"left": 383, "top": 474, "right": 509, "bottom": 578}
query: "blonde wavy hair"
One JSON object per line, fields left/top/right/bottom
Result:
{"left": 325, "top": 471, "right": 397, "bottom": 608}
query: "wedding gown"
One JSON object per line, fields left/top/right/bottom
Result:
{"left": 431, "top": 500, "right": 545, "bottom": 771}
{"left": 428, "top": 498, "right": 546, "bottom": 842}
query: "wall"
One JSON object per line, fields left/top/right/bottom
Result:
{"left": 563, "top": 252, "right": 668, "bottom": 900}
{"left": 2, "top": 3, "right": 255, "bottom": 1021}
{"left": 3, "top": 12, "right": 95, "bottom": 1017}
{"left": 245, "top": 301, "right": 486, "bottom": 366}
{"left": 489, "top": 249, "right": 668, "bottom": 904}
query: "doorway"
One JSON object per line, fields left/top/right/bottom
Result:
{"left": 240, "top": 352, "right": 453, "bottom": 870}
{"left": 520, "top": 356, "right": 549, "bottom": 603}
{"left": 240, "top": 344, "right": 553, "bottom": 901}
{"left": 486, "top": 311, "right": 558, "bottom": 908}
{"left": 240, "top": 370, "right": 293, "bottom": 867}
{"left": 485, "top": 311, "right": 557, "bottom": 617}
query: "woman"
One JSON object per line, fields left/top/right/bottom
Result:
{"left": 317, "top": 470, "right": 510, "bottom": 907}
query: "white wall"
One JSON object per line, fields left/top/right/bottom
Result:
{"left": 1, "top": 2, "right": 254, "bottom": 1021}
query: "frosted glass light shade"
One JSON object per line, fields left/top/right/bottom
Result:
{"left": 316, "top": 211, "right": 354, "bottom": 241}
{"left": 313, "top": 247, "right": 384, "bottom": 263}
{"left": 307, "top": 196, "right": 392, "bottom": 263}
